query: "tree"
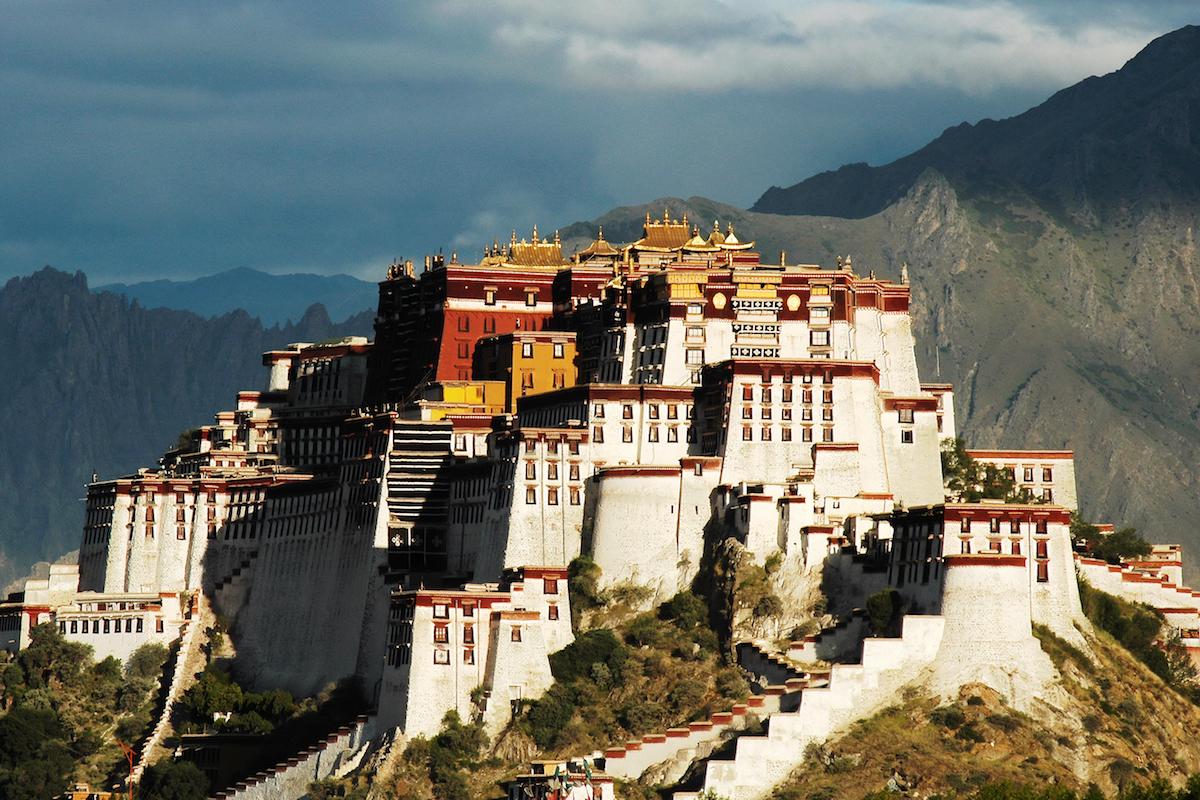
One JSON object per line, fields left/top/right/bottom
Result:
{"left": 941, "top": 438, "right": 1036, "bottom": 503}
{"left": 127, "top": 642, "right": 170, "bottom": 681}
{"left": 139, "top": 760, "right": 209, "bottom": 800}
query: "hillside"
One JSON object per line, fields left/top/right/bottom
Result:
{"left": 0, "top": 268, "right": 373, "bottom": 587}
{"left": 97, "top": 267, "right": 377, "bottom": 326}
{"left": 560, "top": 25, "right": 1200, "bottom": 582}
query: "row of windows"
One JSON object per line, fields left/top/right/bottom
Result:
{"left": 58, "top": 617, "right": 161, "bottom": 635}
{"left": 960, "top": 518, "right": 1051, "bottom": 534}
{"left": 525, "top": 486, "right": 582, "bottom": 505}
{"left": 524, "top": 462, "right": 582, "bottom": 481}
{"left": 593, "top": 403, "right": 694, "bottom": 420}
{"left": 741, "top": 425, "right": 833, "bottom": 443}
{"left": 742, "top": 386, "right": 833, "bottom": 404}
{"left": 523, "top": 438, "right": 582, "bottom": 455}
{"left": 593, "top": 425, "right": 693, "bottom": 444}
{"left": 743, "top": 406, "right": 831, "bottom": 421}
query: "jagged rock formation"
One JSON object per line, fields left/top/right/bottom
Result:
{"left": 0, "top": 267, "right": 372, "bottom": 587}
{"left": 559, "top": 25, "right": 1200, "bottom": 581}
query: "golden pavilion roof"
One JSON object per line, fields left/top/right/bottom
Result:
{"left": 575, "top": 227, "right": 621, "bottom": 260}
{"left": 630, "top": 209, "right": 692, "bottom": 252}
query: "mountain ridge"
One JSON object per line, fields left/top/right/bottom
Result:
{"left": 96, "top": 266, "right": 377, "bottom": 326}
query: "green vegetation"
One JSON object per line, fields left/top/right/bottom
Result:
{"left": 941, "top": 438, "right": 1039, "bottom": 503}
{"left": 865, "top": 588, "right": 903, "bottom": 637}
{"left": 1077, "top": 579, "right": 1197, "bottom": 698}
{"left": 139, "top": 760, "right": 209, "bottom": 800}
{"left": 516, "top": 588, "right": 745, "bottom": 754}
{"left": 0, "top": 624, "right": 168, "bottom": 798}
{"left": 890, "top": 776, "right": 1200, "bottom": 800}
{"left": 179, "top": 665, "right": 297, "bottom": 734}
{"left": 1071, "top": 514, "right": 1152, "bottom": 565}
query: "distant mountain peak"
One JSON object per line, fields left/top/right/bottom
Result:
{"left": 753, "top": 24, "right": 1200, "bottom": 222}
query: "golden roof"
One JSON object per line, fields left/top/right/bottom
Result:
{"left": 482, "top": 226, "right": 568, "bottom": 267}
{"left": 631, "top": 208, "right": 691, "bottom": 252}
{"left": 575, "top": 227, "right": 621, "bottom": 260}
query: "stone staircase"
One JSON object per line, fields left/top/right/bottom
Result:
{"left": 211, "top": 551, "right": 258, "bottom": 620}
{"left": 672, "top": 614, "right": 945, "bottom": 799}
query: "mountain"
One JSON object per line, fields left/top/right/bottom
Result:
{"left": 96, "top": 267, "right": 377, "bottom": 326}
{"left": 562, "top": 25, "right": 1200, "bottom": 582}
{"left": 754, "top": 24, "right": 1200, "bottom": 221}
{"left": 0, "top": 267, "right": 374, "bottom": 587}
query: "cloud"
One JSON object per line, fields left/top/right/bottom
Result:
{"left": 0, "top": 0, "right": 1192, "bottom": 283}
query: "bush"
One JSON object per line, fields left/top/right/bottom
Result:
{"left": 617, "top": 700, "right": 665, "bottom": 734}
{"left": 523, "top": 687, "right": 577, "bottom": 749}
{"left": 549, "top": 629, "right": 628, "bottom": 683}
{"left": 667, "top": 680, "right": 706, "bottom": 712}
{"left": 127, "top": 642, "right": 170, "bottom": 681}
{"left": 139, "top": 759, "right": 209, "bottom": 800}
{"left": 930, "top": 705, "right": 966, "bottom": 729}
{"left": 568, "top": 556, "right": 604, "bottom": 628}
{"left": 866, "top": 588, "right": 903, "bottom": 636}
{"left": 661, "top": 591, "right": 708, "bottom": 630}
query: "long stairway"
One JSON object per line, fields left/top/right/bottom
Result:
{"left": 673, "top": 614, "right": 945, "bottom": 799}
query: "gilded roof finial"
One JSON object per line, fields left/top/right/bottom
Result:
{"left": 511, "top": 230, "right": 518, "bottom": 246}
{"left": 664, "top": 206, "right": 670, "bottom": 223}
{"left": 598, "top": 226, "right": 605, "bottom": 241}
{"left": 532, "top": 224, "right": 539, "bottom": 243}
{"left": 713, "top": 219, "right": 720, "bottom": 232}
{"left": 554, "top": 229, "right": 560, "bottom": 245}
{"left": 727, "top": 221, "right": 734, "bottom": 236}
{"left": 682, "top": 212, "right": 688, "bottom": 228}
{"left": 844, "top": 254, "right": 852, "bottom": 271}
{"left": 645, "top": 211, "right": 652, "bottom": 225}
{"left": 901, "top": 262, "right": 910, "bottom": 285}
{"left": 780, "top": 250, "right": 787, "bottom": 266}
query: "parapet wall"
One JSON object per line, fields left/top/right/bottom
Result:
{"left": 211, "top": 715, "right": 375, "bottom": 800}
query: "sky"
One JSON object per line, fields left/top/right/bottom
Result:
{"left": 0, "top": 1, "right": 1195, "bottom": 284}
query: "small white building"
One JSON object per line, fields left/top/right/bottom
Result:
{"left": 965, "top": 449, "right": 1078, "bottom": 509}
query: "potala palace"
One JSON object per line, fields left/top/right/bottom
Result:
{"left": 8, "top": 214, "right": 1198, "bottom": 799}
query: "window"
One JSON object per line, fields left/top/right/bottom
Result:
{"left": 667, "top": 427, "right": 678, "bottom": 443}
{"left": 811, "top": 285, "right": 830, "bottom": 297}
{"left": 782, "top": 427, "right": 792, "bottom": 441}
{"left": 462, "top": 624, "right": 475, "bottom": 644}
{"left": 1012, "top": 540, "right": 1022, "bottom": 555}
{"left": 822, "top": 408, "right": 833, "bottom": 421}
{"left": 1042, "top": 467, "right": 1054, "bottom": 482}
{"left": 622, "top": 404, "right": 633, "bottom": 419}
{"left": 742, "top": 407, "right": 753, "bottom": 420}
{"left": 1036, "top": 540, "right": 1049, "bottom": 559}
{"left": 822, "top": 427, "right": 834, "bottom": 442}
{"left": 622, "top": 426, "right": 633, "bottom": 443}
{"left": 686, "top": 326, "right": 704, "bottom": 341}
{"left": 1023, "top": 467, "right": 1034, "bottom": 482}
{"left": 1010, "top": 520, "right": 1021, "bottom": 534}
{"left": 511, "top": 626, "right": 522, "bottom": 642}
{"left": 544, "top": 578, "right": 559, "bottom": 594}
{"left": 568, "top": 464, "right": 580, "bottom": 481}
{"left": 136, "top": 618, "right": 143, "bottom": 633}
{"left": 961, "top": 539, "right": 971, "bottom": 554}
{"left": 593, "top": 426, "right": 604, "bottom": 443}
{"left": 761, "top": 426, "right": 772, "bottom": 441}
{"left": 525, "top": 438, "right": 537, "bottom": 453}
{"left": 522, "top": 342, "right": 534, "bottom": 358}
{"left": 900, "top": 430, "right": 914, "bottom": 444}
{"left": 526, "top": 487, "right": 537, "bottom": 504}
{"left": 484, "top": 317, "right": 496, "bottom": 333}
{"left": 686, "top": 349, "right": 703, "bottom": 365}
{"left": 525, "top": 462, "right": 537, "bottom": 480}
{"left": 802, "top": 389, "right": 812, "bottom": 404}
{"left": 648, "top": 404, "right": 659, "bottom": 419}
{"left": 568, "top": 440, "right": 579, "bottom": 455}
{"left": 1036, "top": 562, "right": 1050, "bottom": 583}
{"left": 433, "top": 603, "right": 449, "bottom": 619}
{"left": 811, "top": 306, "right": 830, "bottom": 319}
{"left": 898, "top": 408, "right": 914, "bottom": 424}
{"left": 485, "top": 288, "right": 496, "bottom": 306}
{"left": 989, "top": 517, "right": 1000, "bottom": 533}
{"left": 822, "top": 389, "right": 833, "bottom": 404}
{"left": 569, "top": 487, "right": 581, "bottom": 505}
{"left": 960, "top": 517, "right": 971, "bottom": 533}
{"left": 989, "top": 539, "right": 1002, "bottom": 553}
{"left": 547, "top": 461, "right": 558, "bottom": 479}
{"left": 802, "top": 408, "right": 813, "bottom": 421}
{"left": 761, "top": 407, "right": 772, "bottom": 420}
{"left": 547, "top": 488, "right": 559, "bottom": 505}
{"left": 810, "top": 330, "right": 830, "bottom": 347}
{"left": 762, "top": 387, "right": 772, "bottom": 403}
{"left": 687, "top": 303, "right": 703, "bottom": 316}
{"left": 1041, "top": 488, "right": 1053, "bottom": 502}
{"left": 70, "top": 620, "right": 77, "bottom": 634}
{"left": 156, "top": 619, "right": 164, "bottom": 633}
{"left": 553, "top": 342, "right": 564, "bottom": 359}
{"left": 434, "top": 625, "right": 449, "bottom": 643}
{"left": 802, "top": 427, "right": 813, "bottom": 442}
{"left": 457, "top": 316, "right": 470, "bottom": 332}
{"left": 593, "top": 403, "right": 605, "bottom": 419}
{"left": 463, "top": 603, "right": 474, "bottom": 618}
{"left": 525, "top": 290, "right": 537, "bottom": 307}
{"left": 742, "top": 426, "right": 753, "bottom": 441}
{"left": 434, "top": 649, "right": 450, "bottom": 665}
{"left": 463, "top": 648, "right": 475, "bottom": 664}
{"left": 548, "top": 604, "right": 559, "bottom": 620}
{"left": 648, "top": 426, "right": 659, "bottom": 442}
{"left": 742, "top": 386, "right": 753, "bottom": 401}
{"left": 802, "top": 374, "right": 813, "bottom": 385}
{"left": 1035, "top": 519, "right": 1048, "bottom": 534}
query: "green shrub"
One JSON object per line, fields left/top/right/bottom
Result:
{"left": 956, "top": 722, "right": 986, "bottom": 743}
{"left": 549, "top": 629, "right": 628, "bottom": 683}
{"left": 930, "top": 705, "right": 966, "bottom": 729}
{"left": 667, "top": 680, "right": 706, "bottom": 712}
{"left": 661, "top": 591, "right": 708, "bottom": 630}
{"left": 139, "top": 760, "right": 209, "bottom": 800}
{"left": 523, "top": 686, "right": 577, "bottom": 749}
{"left": 866, "top": 588, "right": 903, "bottom": 636}
{"left": 618, "top": 700, "right": 665, "bottom": 734}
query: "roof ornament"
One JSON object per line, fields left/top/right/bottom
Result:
{"left": 682, "top": 212, "right": 688, "bottom": 228}
{"left": 713, "top": 219, "right": 720, "bottom": 232}
{"left": 836, "top": 256, "right": 844, "bottom": 269}
{"left": 868, "top": 269, "right": 876, "bottom": 279}
{"left": 780, "top": 250, "right": 786, "bottom": 266}
{"left": 901, "top": 262, "right": 910, "bottom": 285}
{"left": 844, "top": 255, "right": 852, "bottom": 270}
{"left": 511, "top": 230, "right": 518, "bottom": 245}
{"left": 554, "top": 229, "right": 560, "bottom": 245}
{"left": 664, "top": 206, "right": 670, "bottom": 223}
{"left": 532, "top": 224, "right": 539, "bottom": 243}
{"left": 645, "top": 211, "right": 652, "bottom": 225}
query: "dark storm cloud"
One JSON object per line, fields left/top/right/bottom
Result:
{"left": 0, "top": 1, "right": 1192, "bottom": 281}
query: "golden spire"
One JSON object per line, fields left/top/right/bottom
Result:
{"left": 682, "top": 212, "right": 688, "bottom": 228}
{"left": 511, "top": 230, "right": 518, "bottom": 246}
{"left": 554, "top": 229, "right": 560, "bottom": 245}
{"left": 645, "top": 211, "right": 652, "bottom": 225}
{"left": 664, "top": 206, "right": 670, "bottom": 223}
{"left": 713, "top": 219, "right": 720, "bottom": 232}
{"left": 532, "top": 224, "right": 539, "bottom": 243}
{"left": 598, "top": 226, "right": 605, "bottom": 241}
